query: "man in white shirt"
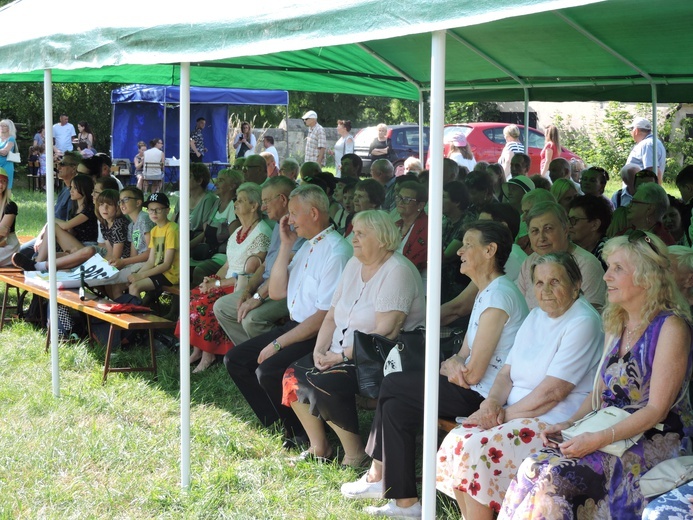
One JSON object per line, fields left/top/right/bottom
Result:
{"left": 52, "top": 114, "right": 76, "bottom": 153}
{"left": 626, "top": 117, "right": 666, "bottom": 183}
{"left": 263, "top": 136, "right": 280, "bottom": 166}
{"left": 224, "top": 184, "right": 352, "bottom": 448}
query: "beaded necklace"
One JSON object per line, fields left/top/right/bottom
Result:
{"left": 236, "top": 219, "right": 259, "bottom": 244}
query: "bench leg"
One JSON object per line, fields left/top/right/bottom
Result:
{"left": 102, "top": 325, "right": 117, "bottom": 383}
{"left": 148, "top": 330, "right": 158, "bottom": 382}
{"left": 0, "top": 282, "right": 9, "bottom": 332}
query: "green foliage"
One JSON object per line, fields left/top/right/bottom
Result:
{"left": 445, "top": 101, "right": 501, "bottom": 124}
{"left": 0, "top": 82, "right": 121, "bottom": 156}
{"left": 554, "top": 101, "right": 693, "bottom": 183}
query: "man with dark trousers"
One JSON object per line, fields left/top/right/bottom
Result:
{"left": 224, "top": 184, "right": 352, "bottom": 448}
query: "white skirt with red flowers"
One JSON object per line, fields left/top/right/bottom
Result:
{"left": 435, "top": 417, "right": 548, "bottom": 513}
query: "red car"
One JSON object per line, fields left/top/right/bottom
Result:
{"left": 426, "top": 122, "right": 583, "bottom": 175}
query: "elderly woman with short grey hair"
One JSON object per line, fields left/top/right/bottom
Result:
{"left": 282, "top": 209, "right": 426, "bottom": 467}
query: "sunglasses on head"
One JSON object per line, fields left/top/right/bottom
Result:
{"left": 626, "top": 229, "right": 660, "bottom": 256}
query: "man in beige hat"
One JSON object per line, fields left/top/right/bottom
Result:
{"left": 302, "top": 110, "right": 326, "bottom": 167}
{"left": 626, "top": 116, "right": 666, "bottom": 183}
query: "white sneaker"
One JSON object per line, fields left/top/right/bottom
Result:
{"left": 340, "top": 473, "right": 384, "bottom": 499}
{"left": 364, "top": 500, "right": 422, "bottom": 518}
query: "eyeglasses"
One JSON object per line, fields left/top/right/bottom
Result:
{"left": 119, "top": 197, "right": 134, "bottom": 205}
{"left": 630, "top": 199, "right": 651, "bottom": 206}
{"left": 261, "top": 194, "right": 282, "bottom": 206}
{"left": 395, "top": 195, "right": 417, "bottom": 204}
{"left": 568, "top": 216, "right": 590, "bottom": 226}
{"left": 626, "top": 229, "right": 660, "bottom": 256}
{"left": 147, "top": 207, "right": 167, "bottom": 214}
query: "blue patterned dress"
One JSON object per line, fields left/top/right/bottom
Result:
{"left": 499, "top": 313, "right": 693, "bottom": 520}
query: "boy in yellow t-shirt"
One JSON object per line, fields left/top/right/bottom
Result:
{"left": 128, "top": 192, "right": 180, "bottom": 297}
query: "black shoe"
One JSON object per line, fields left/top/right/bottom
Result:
{"left": 282, "top": 434, "right": 309, "bottom": 451}
{"left": 11, "top": 253, "right": 36, "bottom": 272}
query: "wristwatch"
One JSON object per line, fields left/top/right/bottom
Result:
{"left": 253, "top": 292, "right": 265, "bottom": 303}
{"left": 272, "top": 339, "right": 282, "bottom": 351}
{"left": 215, "top": 279, "right": 221, "bottom": 288}
{"left": 342, "top": 354, "right": 349, "bottom": 363}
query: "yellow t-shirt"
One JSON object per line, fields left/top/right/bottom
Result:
{"left": 149, "top": 220, "right": 180, "bottom": 284}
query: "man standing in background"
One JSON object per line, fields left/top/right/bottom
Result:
{"left": 190, "top": 117, "right": 207, "bottom": 163}
{"left": 53, "top": 114, "right": 76, "bottom": 154}
{"left": 302, "top": 110, "right": 326, "bottom": 167}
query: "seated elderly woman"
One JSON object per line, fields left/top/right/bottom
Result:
{"left": 437, "top": 252, "right": 604, "bottom": 520}
{"left": 343, "top": 178, "right": 385, "bottom": 238}
{"left": 517, "top": 201, "right": 606, "bottom": 310}
{"left": 176, "top": 182, "right": 272, "bottom": 373}
{"left": 281, "top": 210, "right": 426, "bottom": 466}
{"left": 341, "top": 221, "right": 529, "bottom": 518}
{"left": 501, "top": 232, "right": 692, "bottom": 519}
{"left": 627, "top": 181, "right": 675, "bottom": 245}
{"left": 395, "top": 180, "right": 428, "bottom": 282}
{"left": 516, "top": 188, "right": 556, "bottom": 255}
{"left": 568, "top": 194, "right": 613, "bottom": 269}
{"left": 670, "top": 245, "right": 693, "bottom": 310}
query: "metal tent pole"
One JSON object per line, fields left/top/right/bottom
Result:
{"left": 422, "top": 29, "right": 446, "bottom": 520}
{"left": 179, "top": 62, "right": 191, "bottom": 490}
{"left": 44, "top": 69, "right": 60, "bottom": 398}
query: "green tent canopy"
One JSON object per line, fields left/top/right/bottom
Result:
{"left": 1, "top": 0, "right": 692, "bottom": 103}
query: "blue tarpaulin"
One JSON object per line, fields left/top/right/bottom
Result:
{"left": 111, "top": 85, "right": 289, "bottom": 165}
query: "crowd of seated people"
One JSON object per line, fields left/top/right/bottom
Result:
{"left": 9, "top": 130, "right": 693, "bottom": 519}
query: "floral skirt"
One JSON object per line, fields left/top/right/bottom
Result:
{"left": 175, "top": 285, "right": 235, "bottom": 355}
{"left": 436, "top": 417, "right": 548, "bottom": 514}
{"left": 643, "top": 481, "right": 693, "bottom": 520}
{"left": 498, "top": 431, "right": 683, "bottom": 520}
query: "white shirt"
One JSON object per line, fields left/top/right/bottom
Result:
{"left": 328, "top": 253, "right": 425, "bottom": 354}
{"left": 627, "top": 134, "right": 666, "bottom": 174}
{"left": 504, "top": 296, "right": 604, "bottom": 423}
{"left": 466, "top": 276, "right": 529, "bottom": 396}
{"left": 505, "top": 243, "right": 527, "bottom": 282}
{"left": 286, "top": 226, "right": 352, "bottom": 323}
{"left": 264, "top": 145, "right": 279, "bottom": 166}
{"left": 143, "top": 148, "right": 164, "bottom": 178}
{"left": 53, "top": 122, "right": 76, "bottom": 153}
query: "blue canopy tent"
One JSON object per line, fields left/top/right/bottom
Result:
{"left": 111, "top": 84, "right": 289, "bottom": 165}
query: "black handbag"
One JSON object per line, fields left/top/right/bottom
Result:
{"left": 353, "top": 328, "right": 464, "bottom": 399}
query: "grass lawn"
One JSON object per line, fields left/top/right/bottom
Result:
{"left": 0, "top": 319, "right": 459, "bottom": 519}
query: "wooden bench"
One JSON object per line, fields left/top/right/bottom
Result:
{"left": 0, "top": 272, "right": 176, "bottom": 383}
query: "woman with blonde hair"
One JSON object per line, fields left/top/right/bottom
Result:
{"left": 501, "top": 231, "right": 693, "bottom": 519}
{"left": 233, "top": 121, "right": 256, "bottom": 158}
{"left": 0, "top": 119, "right": 17, "bottom": 188}
{"left": 539, "top": 124, "right": 561, "bottom": 177}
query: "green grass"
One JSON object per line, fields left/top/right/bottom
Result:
{"left": 0, "top": 313, "right": 460, "bottom": 519}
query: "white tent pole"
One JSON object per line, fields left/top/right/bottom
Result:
{"left": 179, "top": 62, "right": 192, "bottom": 490}
{"left": 418, "top": 91, "right": 425, "bottom": 162}
{"left": 422, "top": 29, "right": 445, "bottom": 519}
{"left": 44, "top": 69, "right": 59, "bottom": 398}
{"left": 523, "top": 88, "right": 530, "bottom": 149}
{"left": 651, "top": 83, "right": 659, "bottom": 182}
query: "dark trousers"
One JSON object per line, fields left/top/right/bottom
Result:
{"left": 365, "top": 372, "right": 484, "bottom": 499}
{"left": 224, "top": 321, "right": 316, "bottom": 438}
{"left": 190, "top": 153, "right": 202, "bottom": 163}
